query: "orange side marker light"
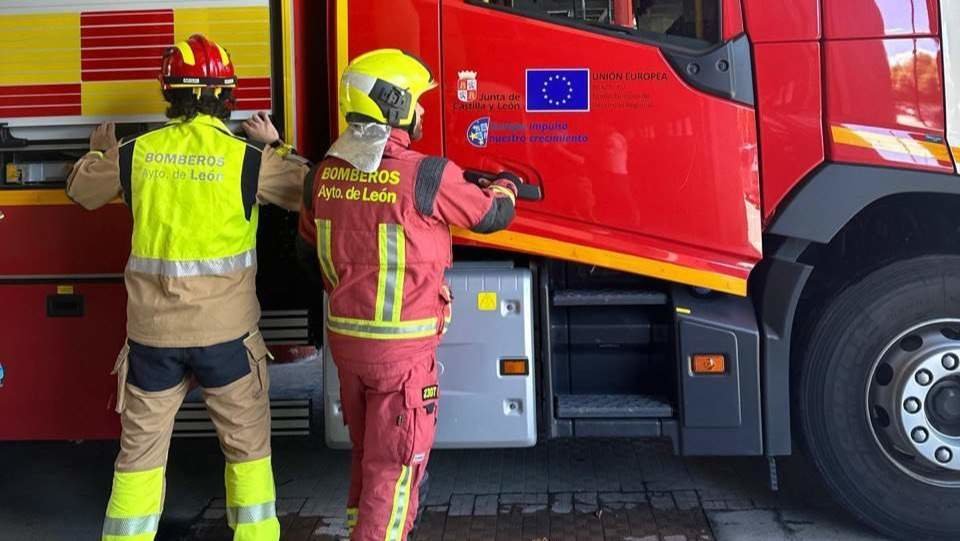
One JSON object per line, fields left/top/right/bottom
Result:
{"left": 692, "top": 354, "right": 726, "bottom": 375}
{"left": 500, "top": 358, "right": 530, "bottom": 376}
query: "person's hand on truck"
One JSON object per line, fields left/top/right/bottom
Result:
{"left": 242, "top": 111, "right": 280, "bottom": 145}
{"left": 89, "top": 121, "right": 116, "bottom": 152}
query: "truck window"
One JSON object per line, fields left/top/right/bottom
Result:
{"left": 479, "top": 0, "right": 721, "bottom": 49}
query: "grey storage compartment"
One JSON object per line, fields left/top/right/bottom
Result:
{"left": 325, "top": 262, "right": 537, "bottom": 449}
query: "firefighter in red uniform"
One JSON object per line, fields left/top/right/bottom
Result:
{"left": 297, "top": 49, "right": 517, "bottom": 540}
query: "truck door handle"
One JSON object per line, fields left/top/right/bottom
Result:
{"left": 463, "top": 169, "right": 543, "bottom": 201}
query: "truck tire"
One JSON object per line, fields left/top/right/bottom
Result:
{"left": 799, "top": 255, "right": 960, "bottom": 540}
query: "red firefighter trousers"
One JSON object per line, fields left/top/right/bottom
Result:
{"left": 337, "top": 353, "right": 439, "bottom": 541}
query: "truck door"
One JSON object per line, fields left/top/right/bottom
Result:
{"left": 441, "top": 0, "right": 761, "bottom": 296}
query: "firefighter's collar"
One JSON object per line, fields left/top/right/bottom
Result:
{"left": 325, "top": 122, "right": 392, "bottom": 173}
{"left": 166, "top": 114, "right": 231, "bottom": 133}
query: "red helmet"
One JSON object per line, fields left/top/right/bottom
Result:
{"left": 160, "top": 34, "right": 236, "bottom": 91}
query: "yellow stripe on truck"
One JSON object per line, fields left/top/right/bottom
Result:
{"left": 832, "top": 125, "right": 952, "bottom": 164}
{"left": 82, "top": 81, "right": 167, "bottom": 117}
{"left": 0, "top": 189, "right": 122, "bottom": 207}
{"left": 0, "top": 12, "right": 80, "bottom": 86}
{"left": 281, "top": 0, "right": 297, "bottom": 144}
{"left": 336, "top": 0, "right": 349, "bottom": 135}
{"left": 452, "top": 227, "right": 749, "bottom": 296}
{"left": 944, "top": 1, "right": 960, "bottom": 174}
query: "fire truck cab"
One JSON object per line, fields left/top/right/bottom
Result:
{"left": 3, "top": 0, "right": 960, "bottom": 538}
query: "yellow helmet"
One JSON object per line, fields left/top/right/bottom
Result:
{"left": 339, "top": 49, "right": 438, "bottom": 128}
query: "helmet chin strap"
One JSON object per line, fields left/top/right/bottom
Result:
{"left": 406, "top": 110, "right": 418, "bottom": 137}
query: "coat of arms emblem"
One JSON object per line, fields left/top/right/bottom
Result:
{"left": 457, "top": 70, "right": 478, "bottom": 103}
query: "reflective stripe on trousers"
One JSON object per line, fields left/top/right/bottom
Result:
{"left": 225, "top": 455, "right": 280, "bottom": 541}
{"left": 127, "top": 249, "right": 256, "bottom": 277}
{"left": 347, "top": 507, "right": 359, "bottom": 535}
{"left": 227, "top": 501, "right": 277, "bottom": 526}
{"left": 384, "top": 465, "right": 413, "bottom": 541}
{"left": 102, "top": 467, "right": 164, "bottom": 541}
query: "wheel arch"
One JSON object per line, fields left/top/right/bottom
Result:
{"left": 756, "top": 163, "right": 960, "bottom": 456}
{"left": 767, "top": 163, "right": 960, "bottom": 245}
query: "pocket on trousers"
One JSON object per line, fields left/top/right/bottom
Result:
{"left": 242, "top": 331, "right": 272, "bottom": 398}
{"left": 111, "top": 343, "right": 131, "bottom": 413}
{"left": 402, "top": 361, "right": 439, "bottom": 466}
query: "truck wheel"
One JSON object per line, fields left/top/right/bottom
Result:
{"left": 799, "top": 255, "right": 960, "bottom": 540}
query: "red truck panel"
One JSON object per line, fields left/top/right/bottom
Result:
{"left": 742, "top": 0, "right": 820, "bottom": 43}
{"left": 0, "top": 283, "right": 124, "bottom": 440}
{"left": 0, "top": 194, "right": 129, "bottom": 276}
{"left": 341, "top": 0, "right": 444, "bottom": 157}
{"left": 825, "top": 37, "right": 953, "bottom": 173}
{"left": 755, "top": 42, "right": 825, "bottom": 220}
{"left": 824, "top": 0, "right": 939, "bottom": 39}
{"left": 722, "top": 0, "right": 744, "bottom": 41}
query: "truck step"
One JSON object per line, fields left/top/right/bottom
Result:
{"left": 553, "top": 289, "right": 668, "bottom": 306}
{"left": 556, "top": 394, "right": 673, "bottom": 418}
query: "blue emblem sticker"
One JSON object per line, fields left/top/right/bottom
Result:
{"left": 467, "top": 117, "right": 490, "bottom": 148}
{"left": 526, "top": 69, "right": 590, "bottom": 112}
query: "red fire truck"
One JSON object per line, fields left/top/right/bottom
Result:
{"left": 3, "top": 0, "right": 960, "bottom": 538}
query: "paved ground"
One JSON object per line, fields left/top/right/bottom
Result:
{"left": 0, "top": 357, "right": 891, "bottom": 540}
{"left": 0, "top": 436, "right": 889, "bottom": 541}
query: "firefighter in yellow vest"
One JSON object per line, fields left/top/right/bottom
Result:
{"left": 66, "top": 35, "right": 309, "bottom": 541}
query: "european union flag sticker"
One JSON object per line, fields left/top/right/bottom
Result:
{"left": 526, "top": 68, "right": 590, "bottom": 112}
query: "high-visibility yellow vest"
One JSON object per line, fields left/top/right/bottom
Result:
{"left": 118, "top": 115, "right": 263, "bottom": 277}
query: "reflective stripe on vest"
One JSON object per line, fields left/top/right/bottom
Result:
{"left": 120, "top": 115, "right": 261, "bottom": 277}
{"left": 375, "top": 223, "right": 406, "bottom": 322}
{"left": 326, "top": 310, "right": 439, "bottom": 340}
{"left": 315, "top": 219, "right": 339, "bottom": 286}
{"left": 322, "top": 219, "right": 441, "bottom": 340}
{"left": 127, "top": 248, "right": 256, "bottom": 278}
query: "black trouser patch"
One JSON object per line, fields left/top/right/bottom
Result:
{"left": 127, "top": 336, "right": 251, "bottom": 391}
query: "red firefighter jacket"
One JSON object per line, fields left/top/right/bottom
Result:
{"left": 298, "top": 128, "right": 516, "bottom": 373}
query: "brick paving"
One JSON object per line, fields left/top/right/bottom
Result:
{"left": 175, "top": 439, "right": 886, "bottom": 541}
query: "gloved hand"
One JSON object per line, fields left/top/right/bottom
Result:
{"left": 489, "top": 172, "right": 519, "bottom": 203}
{"left": 89, "top": 122, "right": 117, "bottom": 152}
{"left": 242, "top": 111, "right": 280, "bottom": 145}
{"left": 478, "top": 172, "right": 520, "bottom": 198}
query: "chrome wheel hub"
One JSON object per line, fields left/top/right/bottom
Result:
{"left": 867, "top": 320, "right": 960, "bottom": 486}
